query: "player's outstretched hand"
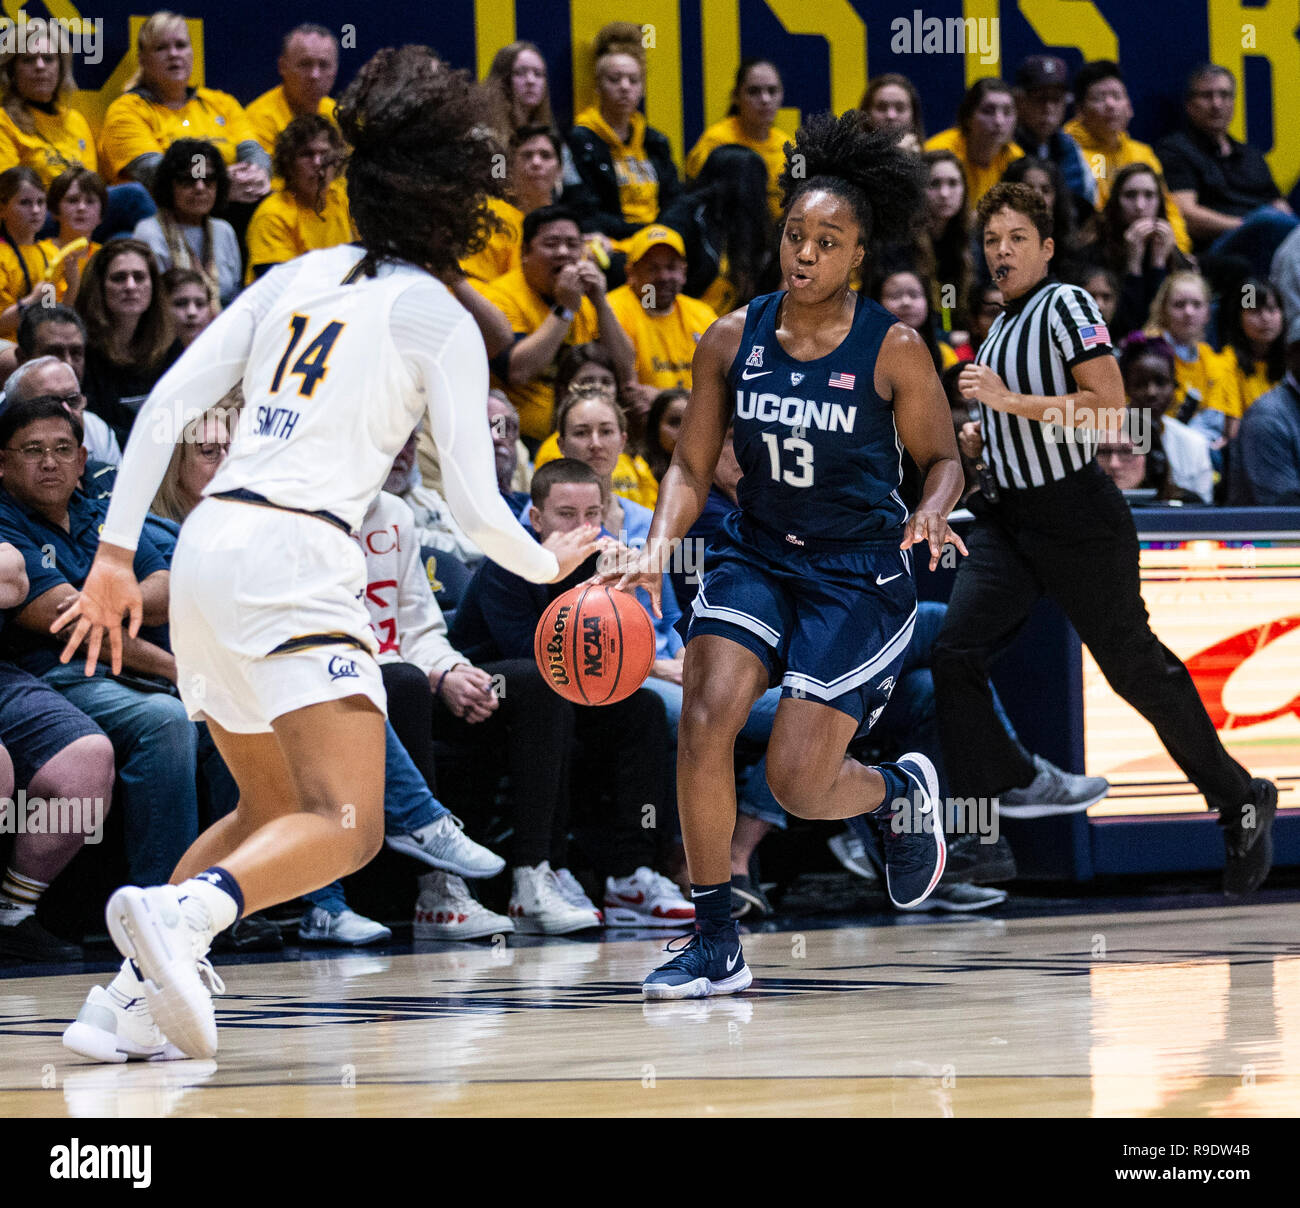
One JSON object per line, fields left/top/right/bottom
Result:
{"left": 592, "top": 541, "right": 665, "bottom": 618}
{"left": 542, "top": 524, "right": 602, "bottom": 583}
{"left": 50, "top": 545, "right": 142, "bottom": 676}
{"left": 901, "top": 510, "right": 969, "bottom": 572}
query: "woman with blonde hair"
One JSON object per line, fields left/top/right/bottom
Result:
{"left": 1143, "top": 269, "right": 1228, "bottom": 438}
{"left": 565, "top": 21, "right": 679, "bottom": 237}
{"left": 98, "top": 10, "right": 269, "bottom": 208}
{"left": 149, "top": 394, "right": 241, "bottom": 527}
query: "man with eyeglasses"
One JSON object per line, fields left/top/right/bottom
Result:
{"left": 0, "top": 394, "right": 205, "bottom": 896}
{"left": 1155, "top": 64, "right": 1297, "bottom": 272}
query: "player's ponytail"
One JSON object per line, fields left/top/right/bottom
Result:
{"left": 777, "top": 111, "right": 926, "bottom": 250}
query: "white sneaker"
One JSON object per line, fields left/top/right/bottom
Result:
{"left": 298, "top": 906, "right": 392, "bottom": 946}
{"left": 385, "top": 814, "right": 506, "bottom": 878}
{"left": 509, "top": 863, "right": 602, "bottom": 934}
{"left": 414, "top": 871, "right": 515, "bottom": 940}
{"left": 63, "top": 969, "right": 188, "bottom": 1064}
{"left": 552, "top": 867, "right": 604, "bottom": 924}
{"left": 105, "top": 885, "right": 224, "bottom": 1061}
{"left": 604, "top": 867, "right": 696, "bottom": 928}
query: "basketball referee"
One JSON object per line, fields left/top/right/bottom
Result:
{"left": 932, "top": 182, "right": 1277, "bottom": 896}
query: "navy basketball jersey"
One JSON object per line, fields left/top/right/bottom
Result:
{"left": 726, "top": 290, "right": 908, "bottom": 545}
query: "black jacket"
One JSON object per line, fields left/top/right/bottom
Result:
{"left": 564, "top": 122, "right": 680, "bottom": 238}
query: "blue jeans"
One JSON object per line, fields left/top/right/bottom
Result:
{"left": 1206, "top": 204, "right": 1299, "bottom": 279}
{"left": 41, "top": 664, "right": 198, "bottom": 888}
{"left": 305, "top": 720, "right": 447, "bottom": 913}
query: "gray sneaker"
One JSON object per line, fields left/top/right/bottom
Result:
{"left": 385, "top": 814, "right": 506, "bottom": 878}
{"left": 827, "top": 830, "right": 881, "bottom": 883}
{"left": 998, "top": 755, "right": 1109, "bottom": 819}
{"left": 898, "top": 882, "right": 1008, "bottom": 913}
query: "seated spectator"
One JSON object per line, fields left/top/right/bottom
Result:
{"left": 162, "top": 266, "right": 215, "bottom": 347}
{"left": 245, "top": 24, "right": 339, "bottom": 156}
{"left": 872, "top": 263, "right": 957, "bottom": 371}
{"left": 98, "top": 11, "right": 270, "bottom": 210}
{"left": 686, "top": 60, "right": 792, "bottom": 220}
{"left": 46, "top": 166, "right": 105, "bottom": 306}
{"left": 922, "top": 150, "right": 973, "bottom": 334}
{"left": 6, "top": 351, "right": 119, "bottom": 473}
{"left": 0, "top": 166, "right": 71, "bottom": 334}
{"left": 925, "top": 78, "right": 1022, "bottom": 208}
{"left": 509, "top": 125, "right": 564, "bottom": 218}
{"left": 0, "top": 395, "right": 201, "bottom": 890}
{"left": 1012, "top": 54, "right": 1096, "bottom": 212}
{"left": 551, "top": 384, "right": 659, "bottom": 516}
{"left": 1064, "top": 60, "right": 1192, "bottom": 252}
{"left": 1117, "top": 332, "right": 1214, "bottom": 502}
{"left": 565, "top": 22, "right": 679, "bottom": 238}
{"left": 0, "top": 537, "right": 115, "bottom": 961}
{"left": 1156, "top": 65, "right": 1296, "bottom": 272}
{"left": 134, "top": 139, "right": 241, "bottom": 306}
{"left": 75, "top": 238, "right": 181, "bottom": 448}
{"left": 1216, "top": 277, "right": 1286, "bottom": 433}
{"left": 10, "top": 307, "right": 120, "bottom": 466}
{"left": 1081, "top": 162, "right": 1193, "bottom": 339}
{"left": 1077, "top": 264, "right": 1119, "bottom": 328}
{"left": 966, "top": 280, "right": 1004, "bottom": 353}
{"left": 483, "top": 41, "right": 555, "bottom": 144}
{"left": 1143, "top": 269, "right": 1228, "bottom": 438}
{"left": 641, "top": 386, "right": 688, "bottom": 483}
{"left": 659, "top": 144, "right": 778, "bottom": 315}
{"left": 1272, "top": 223, "right": 1300, "bottom": 345}
{"left": 1001, "top": 155, "right": 1084, "bottom": 282}
{"left": 477, "top": 204, "right": 633, "bottom": 444}
{"left": 605, "top": 223, "right": 715, "bottom": 419}
{"left": 245, "top": 116, "right": 351, "bottom": 283}
{"left": 857, "top": 73, "right": 925, "bottom": 153}
{"left": 448, "top": 459, "right": 690, "bottom": 926}
{"left": 1231, "top": 340, "right": 1300, "bottom": 504}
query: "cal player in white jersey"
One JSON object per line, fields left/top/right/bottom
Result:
{"left": 56, "top": 48, "right": 598, "bottom": 1063}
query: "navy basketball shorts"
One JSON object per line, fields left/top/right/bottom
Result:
{"left": 685, "top": 514, "right": 917, "bottom": 729}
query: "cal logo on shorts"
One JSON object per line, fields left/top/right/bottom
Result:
{"left": 328, "top": 655, "right": 359, "bottom": 681}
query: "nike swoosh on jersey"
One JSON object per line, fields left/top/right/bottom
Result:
{"left": 876, "top": 572, "right": 903, "bottom": 585}
{"left": 741, "top": 369, "right": 772, "bottom": 380}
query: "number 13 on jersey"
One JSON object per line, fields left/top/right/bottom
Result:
{"left": 761, "top": 432, "right": 814, "bottom": 487}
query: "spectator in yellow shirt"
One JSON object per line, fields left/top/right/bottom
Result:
{"left": 0, "top": 166, "right": 69, "bottom": 334}
{"left": 98, "top": 11, "right": 270, "bottom": 209}
{"left": 1215, "top": 276, "right": 1286, "bottom": 433}
{"left": 245, "top": 24, "right": 339, "bottom": 156}
{"left": 478, "top": 204, "right": 634, "bottom": 444}
{"left": 1144, "top": 270, "right": 1228, "bottom": 436}
{"left": 47, "top": 166, "right": 105, "bottom": 308}
{"left": 925, "top": 79, "right": 1022, "bottom": 207}
{"left": 858, "top": 73, "right": 926, "bottom": 153}
{"left": 1064, "top": 60, "right": 1190, "bottom": 252}
{"left": 686, "top": 60, "right": 792, "bottom": 220}
{"left": 606, "top": 224, "right": 715, "bottom": 424}
{"left": 246, "top": 115, "right": 352, "bottom": 282}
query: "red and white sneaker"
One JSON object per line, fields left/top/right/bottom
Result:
{"left": 509, "top": 863, "right": 601, "bottom": 935}
{"left": 604, "top": 867, "right": 696, "bottom": 928}
{"left": 414, "top": 871, "right": 514, "bottom": 940}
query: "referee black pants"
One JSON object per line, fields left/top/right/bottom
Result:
{"left": 931, "top": 462, "right": 1252, "bottom": 813}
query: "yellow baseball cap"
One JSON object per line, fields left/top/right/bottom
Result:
{"left": 625, "top": 224, "right": 686, "bottom": 264}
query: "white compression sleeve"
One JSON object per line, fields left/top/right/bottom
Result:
{"left": 98, "top": 273, "right": 282, "bottom": 550}
{"left": 391, "top": 289, "right": 558, "bottom": 584}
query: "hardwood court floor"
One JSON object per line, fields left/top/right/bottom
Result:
{"left": 2, "top": 901, "right": 1299, "bottom": 1117}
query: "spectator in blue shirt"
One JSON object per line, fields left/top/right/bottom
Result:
{"left": 0, "top": 394, "right": 201, "bottom": 888}
{"left": 1013, "top": 55, "right": 1096, "bottom": 216}
{"left": 1232, "top": 342, "right": 1300, "bottom": 505}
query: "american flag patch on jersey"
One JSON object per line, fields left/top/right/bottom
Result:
{"left": 828, "top": 371, "right": 855, "bottom": 389}
{"left": 1079, "top": 324, "right": 1109, "bottom": 349}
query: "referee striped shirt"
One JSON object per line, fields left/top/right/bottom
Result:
{"left": 976, "top": 277, "right": 1113, "bottom": 490}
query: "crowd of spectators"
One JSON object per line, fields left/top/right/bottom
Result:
{"left": 0, "top": 13, "right": 1297, "bottom": 961}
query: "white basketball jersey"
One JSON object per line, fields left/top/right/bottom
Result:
{"left": 206, "top": 245, "right": 447, "bottom": 531}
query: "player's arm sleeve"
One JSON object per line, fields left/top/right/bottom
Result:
{"left": 99, "top": 267, "right": 289, "bottom": 550}
{"left": 391, "top": 291, "right": 559, "bottom": 584}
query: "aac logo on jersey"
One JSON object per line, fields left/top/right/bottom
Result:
{"left": 746, "top": 344, "right": 764, "bottom": 368}
{"left": 328, "top": 655, "right": 359, "bottom": 681}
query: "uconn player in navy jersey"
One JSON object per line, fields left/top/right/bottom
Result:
{"left": 53, "top": 51, "right": 599, "bottom": 1062}
{"left": 610, "top": 114, "right": 967, "bottom": 999}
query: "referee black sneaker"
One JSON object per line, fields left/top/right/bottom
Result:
{"left": 869, "top": 753, "right": 946, "bottom": 909}
{"left": 1221, "top": 778, "right": 1278, "bottom": 898}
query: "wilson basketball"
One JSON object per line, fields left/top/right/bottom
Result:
{"left": 534, "top": 584, "right": 655, "bottom": 705}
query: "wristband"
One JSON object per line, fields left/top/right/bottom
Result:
{"left": 435, "top": 670, "right": 450, "bottom": 699}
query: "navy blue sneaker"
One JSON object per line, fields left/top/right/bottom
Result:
{"left": 869, "top": 752, "right": 945, "bottom": 909}
{"left": 642, "top": 928, "right": 752, "bottom": 1000}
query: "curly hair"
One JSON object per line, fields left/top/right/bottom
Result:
{"left": 593, "top": 21, "right": 645, "bottom": 66}
{"left": 150, "top": 139, "right": 229, "bottom": 214}
{"left": 336, "top": 46, "right": 508, "bottom": 277}
{"left": 975, "top": 181, "right": 1052, "bottom": 240}
{"left": 777, "top": 111, "right": 926, "bottom": 249}
{"left": 272, "top": 114, "right": 346, "bottom": 206}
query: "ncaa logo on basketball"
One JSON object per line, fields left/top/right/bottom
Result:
{"left": 746, "top": 344, "right": 764, "bottom": 368}
{"left": 328, "top": 656, "right": 359, "bottom": 681}
{"left": 583, "top": 615, "right": 606, "bottom": 678}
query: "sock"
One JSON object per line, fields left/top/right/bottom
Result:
{"left": 0, "top": 867, "right": 47, "bottom": 924}
{"left": 690, "top": 881, "right": 734, "bottom": 937}
{"left": 107, "top": 959, "right": 145, "bottom": 1006}
{"left": 870, "top": 765, "right": 910, "bottom": 816}
{"left": 180, "top": 866, "right": 243, "bottom": 932}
